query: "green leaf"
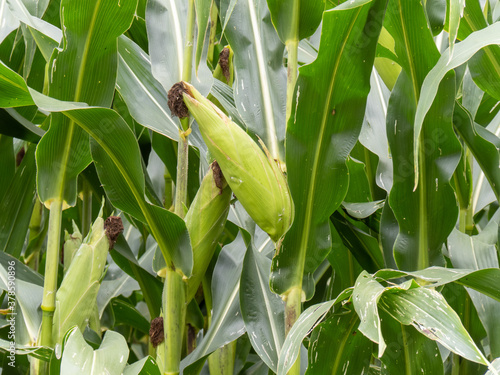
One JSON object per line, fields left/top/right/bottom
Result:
{"left": 0, "top": 108, "right": 44, "bottom": 142}
{"left": 414, "top": 21, "right": 500, "bottom": 158}
{"left": 276, "top": 289, "right": 352, "bottom": 375}
{"left": 448, "top": 220, "right": 500, "bottom": 358}
{"left": 331, "top": 212, "right": 385, "bottom": 273}
{"left": 36, "top": 0, "right": 138, "bottom": 206}
{"left": 266, "top": 0, "right": 324, "bottom": 42}
{"left": 373, "top": 267, "right": 500, "bottom": 302}
{"left": 116, "top": 36, "right": 207, "bottom": 152}
{"left": 453, "top": 102, "right": 500, "bottom": 202}
{"left": 117, "top": 36, "right": 180, "bottom": 142}
{"left": 108, "top": 235, "right": 163, "bottom": 318}
{"left": 306, "top": 308, "right": 373, "bottom": 375}
{"left": 194, "top": 0, "right": 211, "bottom": 73}
{"left": 240, "top": 242, "right": 285, "bottom": 372}
{"left": 0, "top": 60, "right": 193, "bottom": 276}
{"left": 270, "top": 0, "right": 387, "bottom": 299}
{"left": 352, "top": 271, "right": 387, "bottom": 356}
{"left": 0, "top": 143, "right": 36, "bottom": 257}
{"left": 181, "top": 233, "right": 247, "bottom": 374}
{"left": 458, "top": 0, "right": 500, "bottom": 101}
{"left": 385, "top": 1, "right": 461, "bottom": 271}
{"left": 145, "top": 0, "right": 212, "bottom": 94}
{"left": 0, "top": 60, "right": 36, "bottom": 107}
{"left": 379, "top": 285, "right": 488, "bottom": 366}
{"left": 219, "top": 0, "right": 287, "bottom": 160}
{"left": 379, "top": 309, "right": 443, "bottom": 375}
{"left": 124, "top": 356, "right": 161, "bottom": 375}
{"left": 60, "top": 328, "right": 129, "bottom": 374}
{"left": 448, "top": 0, "right": 466, "bottom": 61}
{"left": 6, "top": 0, "right": 62, "bottom": 43}
{"left": 0, "top": 252, "right": 43, "bottom": 345}
{"left": 110, "top": 298, "right": 150, "bottom": 334}
{"left": 425, "top": 0, "right": 446, "bottom": 36}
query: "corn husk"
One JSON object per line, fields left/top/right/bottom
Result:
{"left": 185, "top": 162, "right": 231, "bottom": 301}
{"left": 52, "top": 212, "right": 109, "bottom": 344}
{"left": 182, "top": 82, "right": 293, "bottom": 242}
{"left": 63, "top": 222, "right": 82, "bottom": 274}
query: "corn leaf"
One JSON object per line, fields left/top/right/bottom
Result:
{"left": 385, "top": 0, "right": 461, "bottom": 271}
{"left": 60, "top": 328, "right": 129, "bottom": 375}
{"left": 0, "top": 58, "right": 193, "bottom": 277}
{"left": 270, "top": 0, "right": 387, "bottom": 299}
{"left": 379, "top": 309, "right": 443, "bottom": 374}
{"left": 266, "top": 0, "right": 324, "bottom": 43}
{"left": 35, "top": 0, "right": 138, "bottom": 207}
{"left": 219, "top": 0, "right": 287, "bottom": 160}
{"left": 181, "top": 233, "right": 247, "bottom": 374}
{"left": 306, "top": 308, "right": 373, "bottom": 375}
{"left": 240, "top": 241, "right": 285, "bottom": 372}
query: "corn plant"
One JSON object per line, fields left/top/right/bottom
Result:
{"left": 0, "top": 0, "right": 500, "bottom": 374}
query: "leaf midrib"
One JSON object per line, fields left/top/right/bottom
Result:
{"left": 397, "top": 1, "right": 428, "bottom": 269}
{"left": 298, "top": 8, "right": 362, "bottom": 289}
{"left": 55, "top": 0, "right": 102, "bottom": 201}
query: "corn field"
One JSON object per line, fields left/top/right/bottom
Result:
{"left": 0, "top": 0, "right": 500, "bottom": 374}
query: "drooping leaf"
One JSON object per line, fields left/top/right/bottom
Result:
{"left": 181, "top": 233, "right": 247, "bottom": 374}
{"left": 60, "top": 328, "right": 129, "bottom": 374}
{"left": 414, "top": 21, "right": 500, "bottom": 155}
{"left": 379, "top": 284, "right": 488, "bottom": 366}
{"left": 276, "top": 288, "right": 352, "bottom": 375}
{"left": 0, "top": 62, "right": 193, "bottom": 276}
{"left": 271, "top": 0, "right": 387, "bottom": 299}
{"left": 36, "top": 0, "right": 138, "bottom": 207}
{"left": 240, "top": 242, "right": 285, "bottom": 372}
{"left": 457, "top": 0, "right": 500, "bottom": 101}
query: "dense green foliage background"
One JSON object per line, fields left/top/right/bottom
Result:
{"left": 0, "top": 0, "right": 500, "bottom": 374}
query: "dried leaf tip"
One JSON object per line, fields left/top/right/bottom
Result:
{"left": 167, "top": 81, "right": 189, "bottom": 118}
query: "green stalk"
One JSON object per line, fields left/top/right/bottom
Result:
{"left": 174, "top": 135, "right": 189, "bottom": 218}
{"left": 166, "top": 1, "right": 196, "bottom": 373}
{"left": 39, "top": 198, "right": 63, "bottom": 348}
{"left": 162, "top": 269, "right": 187, "bottom": 375}
{"left": 174, "top": 0, "right": 196, "bottom": 218}
{"left": 285, "top": 286, "right": 302, "bottom": 375}
{"left": 81, "top": 180, "right": 92, "bottom": 237}
{"left": 285, "top": 0, "right": 300, "bottom": 124}
{"left": 284, "top": 3, "right": 300, "bottom": 374}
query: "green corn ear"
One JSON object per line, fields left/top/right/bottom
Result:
{"left": 181, "top": 82, "right": 294, "bottom": 242}
{"left": 185, "top": 161, "right": 231, "bottom": 301}
{"left": 52, "top": 212, "right": 109, "bottom": 344}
